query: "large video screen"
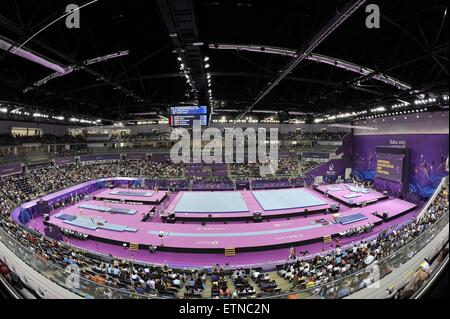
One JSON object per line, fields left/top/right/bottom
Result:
{"left": 375, "top": 153, "right": 405, "bottom": 182}
{"left": 169, "top": 105, "right": 208, "bottom": 127}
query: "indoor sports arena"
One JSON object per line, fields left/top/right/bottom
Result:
{"left": 0, "top": 0, "right": 448, "bottom": 304}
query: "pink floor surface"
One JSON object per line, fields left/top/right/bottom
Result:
{"left": 24, "top": 183, "right": 422, "bottom": 268}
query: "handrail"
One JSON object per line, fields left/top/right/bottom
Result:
{"left": 0, "top": 273, "right": 23, "bottom": 299}
{"left": 0, "top": 226, "right": 167, "bottom": 299}
{"left": 2, "top": 204, "right": 447, "bottom": 299}
{"left": 413, "top": 255, "right": 449, "bottom": 299}
{"left": 417, "top": 176, "right": 448, "bottom": 219}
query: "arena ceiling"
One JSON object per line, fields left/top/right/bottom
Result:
{"left": 0, "top": 0, "right": 448, "bottom": 122}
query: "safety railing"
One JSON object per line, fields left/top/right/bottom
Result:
{"left": 1, "top": 178, "right": 448, "bottom": 299}
{"left": 1, "top": 208, "right": 448, "bottom": 299}
{"left": 0, "top": 226, "right": 165, "bottom": 299}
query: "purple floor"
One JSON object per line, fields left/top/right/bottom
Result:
{"left": 165, "top": 187, "right": 334, "bottom": 219}
{"left": 45, "top": 197, "right": 416, "bottom": 250}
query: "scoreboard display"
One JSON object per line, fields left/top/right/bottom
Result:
{"left": 169, "top": 105, "right": 208, "bottom": 127}
{"left": 375, "top": 153, "right": 405, "bottom": 183}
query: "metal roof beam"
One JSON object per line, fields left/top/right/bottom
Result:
{"left": 156, "top": 0, "right": 208, "bottom": 103}
{"left": 209, "top": 43, "right": 412, "bottom": 90}
{"left": 234, "top": 0, "right": 367, "bottom": 122}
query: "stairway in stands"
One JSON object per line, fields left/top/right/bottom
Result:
{"left": 268, "top": 272, "right": 292, "bottom": 292}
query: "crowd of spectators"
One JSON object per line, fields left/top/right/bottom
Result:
{"left": 0, "top": 133, "right": 86, "bottom": 146}
{"left": 279, "top": 131, "right": 346, "bottom": 141}
{"left": 252, "top": 177, "right": 291, "bottom": 189}
{"left": 0, "top": 156, "right": 448, "bottom": 299}
{"left": 278, "top": 184, "right": 448, "bottom": 298}
{"left": 0, "top": 161, "right": 185, "bottom": 203}
{"left": 1, "top": 130, "right": 347, "bottom": 146}
{"left": 339, "top": 223, "right": 375, "bottom": 238}
{"left": 192, "top": 177, "right": 234, "bottom": 190}
{"left": 52, "top": 145, "right": 90, "bottom": 157}
{"left": 300, "top": 159, "right": 324, "bottom": 173}
{"left": 392, "top": 244, "right": 448, "bottom": 299}
{"left": 230, "top": 157, "right": 301, "bottom": 177}
{"left": 83, "top": 261, "right": 207, "bottom": 298}
{"left": 119, "top": 132, "right": 170, "bottom": 142}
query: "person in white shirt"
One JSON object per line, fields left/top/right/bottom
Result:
{"left": 364, "top": 253, "right": 375, "bottom": 265}
{"left": 173, "top": 277, "right": 182, "bottom": 287}
{"left": 147, "top": 279, "right": 155, "bottom": 290}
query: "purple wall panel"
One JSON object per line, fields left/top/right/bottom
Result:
{"left": 304, "top": 133, "right": 353, "bottom": 183}
{"left": 352, "top": 134, "right": 448, "bottom": 187}
{"left": 126, "top": 153, "right": 147, "bottom": 160}
{"left": 301, "top": 152, "right": 330, "bottom": 159}
{"left": 353, "top": 133, "right": 448, "bottom": 198}
{"left": 54, "top": 156, "right": 75, "bottom": 166}
{"left": 150, "top": 153, "right": 171, "bottom": 163}
{"left": 278, "top": 151, "right": 297, "bottom": 158}
{"left": 304, "top": 159, "right": 348, "bottom": 184}
{"left": 80, "top": 153, "right": 120, "bottom": 162}
{"left": 18, "top": 178, "right": 139, "bottom": 220}
{"left": 0, "top": 163, "right": 22, "bottom": 176}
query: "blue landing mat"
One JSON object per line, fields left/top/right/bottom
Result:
{"left": 55, "top": 213, "right": 76, "bottom": 221}
{"left": 79, "top": 203, "right": 137, "bottom": 215}
{"left": 174, "top": 192, "right": 249, "bottom": 213}
{"left": 336, "top": 213, "right": 368, "bottom": 225}
{"left": 62, "top": 216, "right": 138, "bottom": 232}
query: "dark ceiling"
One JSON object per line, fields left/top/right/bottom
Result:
{"left": 0, "top": 0, "right": 448, "bottom": 121}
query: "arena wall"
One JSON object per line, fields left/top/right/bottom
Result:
{"left": 0, "top": 238, "right": 81, "bottom": 299}
{"left": 0, "top": 120, "right": 72, "bottom": 136}
{"left": 352, "top": 112, "right": 449, "bottom": 197}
